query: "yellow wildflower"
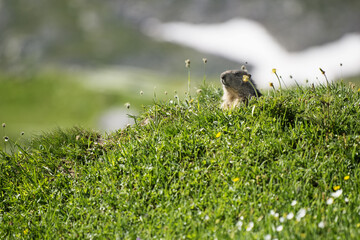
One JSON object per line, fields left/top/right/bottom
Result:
{"left": 24, "top": 229, "right": 29, "bottom": 235}
{"left": 357, "top": 223, "right": 360, "bottom": 228}
{"left": 269, "top": 82, "right": 274, "bottom": 88}
{"left": 272, "top": 68, "right": 277, "bottom": 74}
{"left": 242, "top": 75, "right": 249, "bottom": 82}
{"left": 344, "top": 175, "right": 350, "bottom": 180}
{"left": 216, "top": 132, "right": 221, "bottom": 138}
{"left": 333, "top": 185, "right": 341, "bottom": 191}
{"left": 233, "top": 177, "right": 240, "bottom": 182}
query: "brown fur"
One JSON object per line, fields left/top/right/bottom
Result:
{"left": 220, "top": 69, "right": 262, "bottom": 109}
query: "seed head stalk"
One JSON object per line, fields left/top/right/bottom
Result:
{"left": 243, "top": 75, "right": 259, "bottom": 98}
{"left": 202, "top": 58, "right": 207, "bottom": 85}
{"left": 185, "top": 59, "right": 191, "bottom": 98}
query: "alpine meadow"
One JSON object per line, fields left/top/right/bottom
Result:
{"left": 1, "top": 67, "right": 360, "bottom": 239}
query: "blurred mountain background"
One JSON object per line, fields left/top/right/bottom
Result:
{"left": 1, "top": 0, "right": 359, "bottom": 71}
{"left": 1, "top": 0, "right": 359, "bottom": 143}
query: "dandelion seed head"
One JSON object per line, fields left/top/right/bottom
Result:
{"left": 124, "top": 102, "right": 131, "bottom": 109}
{"left": 185, "top": 59, "right": 191, "bottom": 68}
{"left": 241, "top": 65, "right": 248, "bottom": 72}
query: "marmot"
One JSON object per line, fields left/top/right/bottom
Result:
{"left": 220, "top": 69, "right": 262, "bottom": 109}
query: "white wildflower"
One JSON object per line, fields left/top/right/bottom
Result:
{"left": 287, "top": 212, "right": 294, "bottom": 220}
{"left": 331, "top": 189, "right": 343, "bottom": 198}
{"left": 318, "top": 221, "right": 325, "bottom": 228}
{"left": 236, "top": 221, "right": 243, "bottom": 230}
{"left": 246, "top": 222, "right": 254, "bottom": 231}
{"left": 296, "top": 208, "right": 306, "bottom": 221}
{"left": 291, "top": 200, "right": 297, "bottom": 206}
{"left": 326, "top": 198, "right": 334, "bottom": 205}
{"left": 204, "top": 215, "right": 210, "bottom": 221}
{"left": 264, "top": 234, "right": 271, "bottom": 240}
{"left": 280, "top": 217, "right": 285, "bottom": 223}
{"left": 276, "top": 225, "right": 283, "bottom": 232}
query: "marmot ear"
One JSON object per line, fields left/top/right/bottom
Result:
{"left": 248, "top": 74, "right": 252, "bottom": 78}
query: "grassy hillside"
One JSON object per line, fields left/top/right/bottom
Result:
{"left": 1, "top": 80, "right": 360, "bottom": 239}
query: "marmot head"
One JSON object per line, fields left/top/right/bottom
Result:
{"left": 220, "top": 70, "right": 252, "bottom": 91}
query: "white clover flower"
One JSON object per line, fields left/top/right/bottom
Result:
{"left": 246, "top": 222, "right": 254, "bottom": 231}
{"left": 204, "top": 215, "right": 210, "bottom": 221}
{"left": 270, "top": 210, "right": 275, "bottom": 216}
{"left": 291, "top": 200, "right": 297, "bottom": 206}
{"left": 264, "top": 234, "right": 271, "bottom": 240}
{"left": 280, "top": 217, "right": 285, "bottom": 223}
{"left": 327, "top": 198, "right": 334, "bottom": 205}
{"left": 318, "top": 221, "right": 325, "bottom": 228}
{"left": 331, "top": 189, "right": 343, "bottom": 198}
{"left": 345, "top": 197, "right": 349, "bottom": 203}
{"left": 287, "top": 212, "right": 294, "bottom": 220}
{"left": 296, "top": 208, "right": 306, "bottom": 221}
{"left": 276, "top": 225, "right": 283, "bottom": 232}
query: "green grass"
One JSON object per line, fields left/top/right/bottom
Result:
{"left": 0, "top": 68, "right": 195, "bottom": 147}
{"left": 1, "top": 79, "right": 360, "bottom": 239}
